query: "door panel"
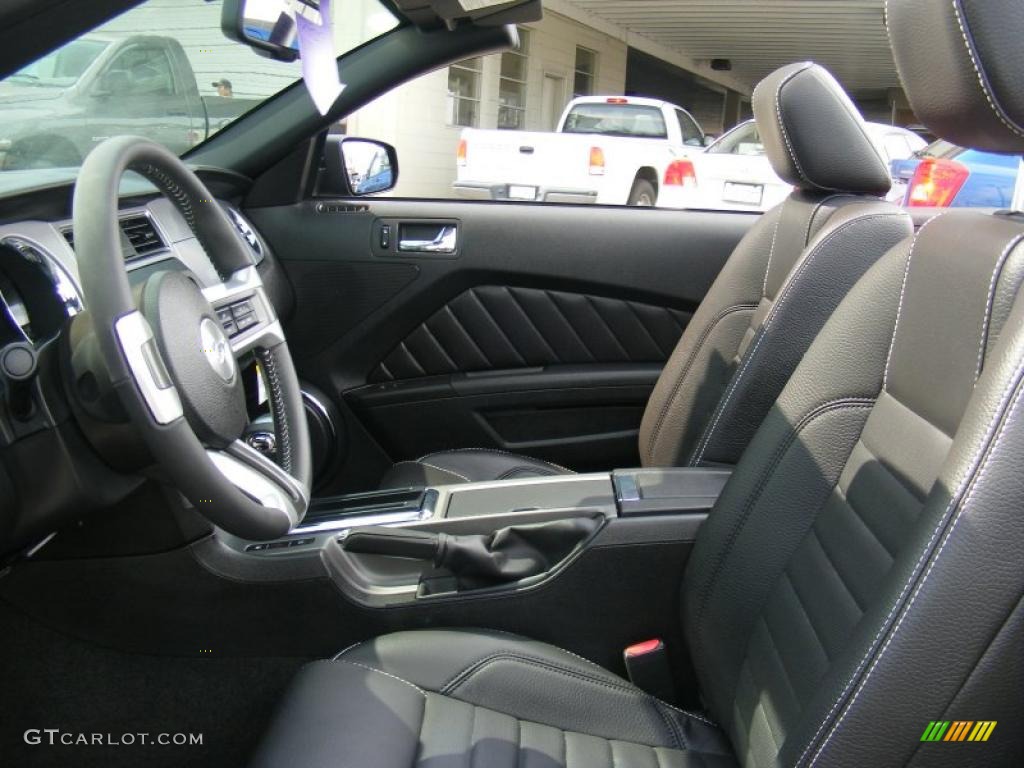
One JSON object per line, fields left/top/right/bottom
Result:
{"left": 246, "top": 199, "right": 756, "bottom": 491}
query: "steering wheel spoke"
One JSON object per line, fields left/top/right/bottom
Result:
{"left": 201, "top": 265, "right": 285, "bottom": 357}
{"left": 207, "top": 440, "right": 309, "bottom": 530}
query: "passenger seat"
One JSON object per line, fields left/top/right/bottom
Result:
{"left": 381, "top": 63, "right": 913, "bottom": 488}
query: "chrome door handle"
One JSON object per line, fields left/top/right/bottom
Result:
{"left": 398, "top": 225, "right": 457, "bottom": 253}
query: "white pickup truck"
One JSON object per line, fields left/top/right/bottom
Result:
{"left": 453, "top": 96, "right": 708, "bottom": 207}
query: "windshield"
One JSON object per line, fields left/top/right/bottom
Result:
{"left": 707, "top": 121, "right": 764, "bottom": 155}
{"left": 10, "top": 39, "right": 110, "bottom": 86}
{"left": 562, "top": 103, "right": 668, "bottom": 139}
{"left": 0, "top": 0, "right": 397, "bottom": 182}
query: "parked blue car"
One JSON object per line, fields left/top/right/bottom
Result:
{"left": 890, "top": 140, "right": 1021, "bottom": 208}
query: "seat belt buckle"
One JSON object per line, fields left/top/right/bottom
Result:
{"left": 623, "top": 638, "right": 676, "bottom": 703}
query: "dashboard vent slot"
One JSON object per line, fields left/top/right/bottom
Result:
{"left": 62, "top": 216, "right": 167, "bottom": 262}
{"left": 119, "top": 215, "right": 165, "bottom": 259}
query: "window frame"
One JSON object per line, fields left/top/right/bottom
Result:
{"left": 573, "top": 45, "right": 597, "bottom": 98}
{"left": 497, "top": 27, "right": 530, "bottom": 130}
{"left": 447, "top": 56, "right": 483, "bottom": 128}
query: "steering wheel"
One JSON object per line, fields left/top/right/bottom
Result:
{"left": 72, "top": 137, "right": 311, "bottom": 540}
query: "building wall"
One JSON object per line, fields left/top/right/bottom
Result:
{"left": 346, "top": 10, "right": 627, "bottom": 199}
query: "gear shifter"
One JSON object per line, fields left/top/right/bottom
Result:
{"left": 343, "top": 516, "right": 602, "bottom": 590}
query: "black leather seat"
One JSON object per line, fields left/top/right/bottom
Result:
{"left": 382, "top": 64, "right": 912, "bottom": 489}
{"left": 255, "top": 4, "right": 1024, "bottom": 765}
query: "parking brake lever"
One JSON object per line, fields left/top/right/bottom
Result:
{"left": 342, "top": 527, "right": 441, "bottom": 560}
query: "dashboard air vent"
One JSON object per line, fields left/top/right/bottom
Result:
{"left": 62, "top": 215, "right": 167, "bottom": 262}
{"left": 119, "top": 215, "right": 166, "bottom": 259}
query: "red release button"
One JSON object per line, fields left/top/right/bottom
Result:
{"left": 624, "top": 638, "right": 664, "bottom": 658}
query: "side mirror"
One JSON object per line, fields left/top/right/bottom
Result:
{"left": 221, "top": 0, "right": 301, "bottom": 62}
{"left": 703, "top": 134, "right": 718, "bottom": 147}
{"left": 321, "top": 136, "right": 399, "bottom": 197}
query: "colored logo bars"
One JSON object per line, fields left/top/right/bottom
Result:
{"left": 920, "top": 721, "right": 997, "bottom": 743}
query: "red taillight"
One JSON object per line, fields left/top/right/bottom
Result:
{"left": 606, "top": 97, "right": 628, "bottom": 104}
{"left": 906, "top": 157, "right": 969, "bottom": 207}
{"left": 456, "top": 139, "right": 467, "bottom": 166}
{"left": 664, "top": 159, "right": 697, "bottom": 187}
{"left": 589, "top": 146, "right": 606, "bottom": 175}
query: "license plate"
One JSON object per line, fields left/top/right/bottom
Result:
{"left": 723, "top": 181, "right": 763, "bottom": 205}
{"left": 508, "top": 185, "right": 538, "bottom": 200}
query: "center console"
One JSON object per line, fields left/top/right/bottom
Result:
{"left": 210, "top": 465, "right": 732, "bottom": 609}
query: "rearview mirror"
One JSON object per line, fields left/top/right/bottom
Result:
{"left": 321, "top": 136, "right": 398, "bottom": 197}
{"left": 221, "top": 0, "right": 303, "bottom": 62}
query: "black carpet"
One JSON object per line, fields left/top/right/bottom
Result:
{"left": 0, "top": 600, "right": 304, "bottom": 768}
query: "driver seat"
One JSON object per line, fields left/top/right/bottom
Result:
{"left": 381, "top": 63, "right": 912, "bottom": 489}
{"left": 253, "top": 5, "right": 1024, "bottom": 766}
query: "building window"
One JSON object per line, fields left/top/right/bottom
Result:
{"left": 498, "top": 28, "right": 530, "bottom": 130}
{"left": 448, "top": 57, "right": 482, "bottom": 127}
{"left": 574, "top": 46, "right": 597, "bottom": 97}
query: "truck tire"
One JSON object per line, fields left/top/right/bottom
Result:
{"left": 627, "top": 179, "right": 657, "bottom": 207}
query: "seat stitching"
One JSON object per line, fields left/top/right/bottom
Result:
{"left": 773, "top": 63, "right": 835, "bottom": 192}
{"left": 441, "top": 652, "right": 633, "bottom": 694}
{"left": 692, "top": 399, "right": 875, "bottom": 665}
{"left": 690, "top": 214, "right": 904, "bottom": 465}
{"left": 497, "top": 467, "right": 558, "bottom": 480}
{"left": 976, "top": 233, "right": 1024, "bottom": 379}
{"left": 419, "top": 447, "right": 574, "bottom": 475}
{"left": 950, "top": 0, "right": 1024, "bottom": 139}
{"left": 883, "top": 213, "right": 949, "bottom": 389}
{"left": 419, "top": 461, "right": 471, "bottom": 483}
{"left": 333, "top": 660, "right": 427, "bottom": 698}
{"left": 653, "top": 699, "right": 719, "bottom": 728}
{"left": 761, "top": 207, "right": 783, "bottom": 297}
{"left": 331, "top": 639, "right": 365, "bottom": 660}
{"left": 441, "top": 653, "right": 706, "bottom": 749}
{"left": 643, "top": 303, "right": 759, "bottom": 463}
{"left": 799, "top": 353, "right": 1024, "bottom": 766}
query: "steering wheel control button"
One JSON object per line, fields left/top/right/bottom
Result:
{"left": 199, "top": 317, "right": 236, "bottom": 384}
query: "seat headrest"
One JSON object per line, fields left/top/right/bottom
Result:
{"left": 752, "top": 62, "right": 892, "bottom": 196}
{"left": 887, "top": 0, "right": 1024, "bottom": 154}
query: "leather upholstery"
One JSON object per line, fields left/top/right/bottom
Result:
{"left": 751, "top": 63, "right": 892, "bottom": 194}
{"left": 381, "top": 448, "right": 573, "bottom": 487}
{"left": 253, "top": 630, "right": 736, "bottom": 768}
{"left": 640, "top": 194, "right": 910, "bottom": 468}
{"left": 682, "top": 211, "right": 1024, "bottom": 766}
{"left": 383, "top": 66, "right": 911, "bottom": 488}
{"left": 370, "top": 286, "right": 690, "bottom": 383}
{"left": 887, "top": 0, "right": 1024, "bottom": 154}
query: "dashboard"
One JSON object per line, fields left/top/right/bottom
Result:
{"left": 0, "top": 195, "right": 267, "bottom": 352}
{"left": 0, "top": 192, "right": 271, "bottom": 553}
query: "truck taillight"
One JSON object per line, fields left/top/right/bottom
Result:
{"left": 906, "top": 157, "right": 969, "bottom": 207}
{"left": 664, "top": 159, "right": 697, "bottom": 187}
{"left": 589, "top": 146, "right": 605, "bottom": 175}
{"left": 456, "top": 139, "right": 467, "bottom": 166}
